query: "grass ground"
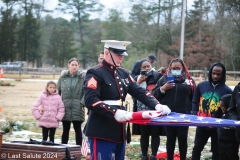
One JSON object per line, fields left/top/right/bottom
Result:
{"left": 0, "top": 75, "right": 239, "bottom": 160}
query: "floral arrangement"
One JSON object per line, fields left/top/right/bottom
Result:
{"left": 0, "top": 81, "right": 14, "bottom": 86}
{"left": 1, "top": 120, "right": 29, "bottom": 133}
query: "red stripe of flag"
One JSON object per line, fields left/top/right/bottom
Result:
{"left": 81, "top": 138, "right": 89, "bottom": 157}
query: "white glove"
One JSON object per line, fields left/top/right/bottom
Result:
{"left": 114, "top": 110, "right": 133, "bottom": 122}
{"left": 155, "top": 104, "right": 171, "bottom": 115}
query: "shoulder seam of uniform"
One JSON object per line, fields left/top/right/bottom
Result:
{"left": 95, "top": 65, "right": 102, "bottom": 70}
{"left": 91, "top": 64, "right": 102, "bottom": 70}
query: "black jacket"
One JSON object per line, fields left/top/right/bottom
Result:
{"left": 83, "top": 60, "right": 159, "bottom": 143}
{"left": 228, "top": 83, "right": 240, "bottom": 143}
{"left": 215, "top": 111, "right": 237, "bottom": 142}
{"left": 133, "top": 70, "right": 162, "bottom": 86}
{"left": 146, "top": 70, "right": 162, "bottom": 85}
{"left": 152, "top": 75, "right": 195, "bottom": 114}
{"left": 131, "top": 60, "right": 141, "bottom": 78}
{"left": 228, "top": 83, "right": 240, "bottom": 120}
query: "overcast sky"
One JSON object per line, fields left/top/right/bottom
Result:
{"left": 43, "top": 0, "right": 130, "bottom": 20}
{"left": 0, "top": 0, "right": 194, "bottom": 20}
{"left": 43, "top": 0, "right": 194, "bottom": 21}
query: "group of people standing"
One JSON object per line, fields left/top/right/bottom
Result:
{"left": 31, "top": 39, "right": 240, "bottom": 160}
{"left": 131, "top": 56, "right": 196, "bottom": 160}
{"left": 32, "top": 57, "right": 85, "bottom": 145}
{"left": 132, "top": 54, "right": 239, "bottom": 160}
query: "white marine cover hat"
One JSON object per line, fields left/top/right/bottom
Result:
{"left": 101, "top": 40, "right": 131, "bottom": 56}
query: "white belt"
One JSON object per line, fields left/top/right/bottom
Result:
{"left": 103, "top": 100, "right": 125, "bottom": 106}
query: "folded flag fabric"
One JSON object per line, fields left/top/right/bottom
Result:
{"left": 129, "top": 112, "right": 240, "bottom": 127}
{"left": 132, "top": 110, "right": 162, "bottom": 119}
{"left": 81, "top": 136, "right": 89, "bottom": 157}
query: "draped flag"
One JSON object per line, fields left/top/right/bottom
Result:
{"left": 81, "top": 135, "right": 89, "bottom": 157}
{"left": 129, "top": 111, "right": 240, "bottom": 127}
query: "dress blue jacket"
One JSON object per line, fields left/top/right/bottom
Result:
{"left": 83, "top": 60, "right": 159, "bottom": 143}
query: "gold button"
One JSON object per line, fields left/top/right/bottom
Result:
{"left": 108, "top": 107, "right": 110, "bottom": 109}
{"left": 111, "top": 66, "right": 113, "bottom": 69}
{"left": 113, "top": 109, "right": 115, "bottom": 112}
{"left": 121, "top": 94, "right": 123, "bottom": 96}
{"left": 103, "top": 105, "right": 105, "bottom": 107}
{"left": 117, "top": 77, "right": 119, "bottom": 79}
{"left": 120, "top": 88, "right": 123, "bottom": 90}
{"left": 110, "top": 84, "right": 111, "bottom": 86}
{"left": 119, "top": 82, "right": 121, "bottom": 84}
{"left": 125, "top": 85, "right": 128, "bottom": 87}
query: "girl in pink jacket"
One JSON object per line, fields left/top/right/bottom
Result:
{"left": 32, "top": 81, "right": 65, "bottom": 143}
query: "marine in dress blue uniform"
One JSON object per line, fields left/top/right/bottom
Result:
{"left": 83, "top": 40, "right": 169, "bottom": 160}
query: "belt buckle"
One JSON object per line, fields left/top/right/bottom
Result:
{"left": 118, "top": 100, "right": 124, "bottom": 106}
{"left": 119, "top": 100, "right": 122, "bottom": 106}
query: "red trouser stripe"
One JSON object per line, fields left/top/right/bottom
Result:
{"left": 94, "top": 138, "right": 97, "bottom": 160}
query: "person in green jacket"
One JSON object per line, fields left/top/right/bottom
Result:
{"left": 57, "top": 57, "right": 85, "bottom": 145}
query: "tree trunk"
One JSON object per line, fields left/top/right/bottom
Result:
{"left": 198, "top": 0, "right": 203, "bottom": 52}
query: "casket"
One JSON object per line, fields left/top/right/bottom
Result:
{"left": 0, "top": 142, "right": 81, "bottom": 160}
{"left": 0, "top": 131, "right": 4, "bottom": 152}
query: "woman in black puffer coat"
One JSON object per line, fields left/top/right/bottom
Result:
{"left": 152, "top": 58, "right": 196, "bottom": 160}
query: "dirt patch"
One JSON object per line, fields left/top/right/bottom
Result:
{"left": 0, "top": 81, "right": 46, "bottom": 121}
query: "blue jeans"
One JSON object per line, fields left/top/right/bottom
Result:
{"left": 88, "top": 138, "right": 126, "bottom": 160}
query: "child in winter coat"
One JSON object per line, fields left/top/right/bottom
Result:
{"left": 214, "top": 94, "right": 239, "bottom": 160}
{"left": 32, "top": 81, "right": 65, "bottom": 143}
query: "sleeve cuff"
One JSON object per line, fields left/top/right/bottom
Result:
{"left": 160, "top": 87, "right": 165, "bottom": 94}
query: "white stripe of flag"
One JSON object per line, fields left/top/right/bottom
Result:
{"left": 81, "top": 137, "right": 89, "bottom": 157}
